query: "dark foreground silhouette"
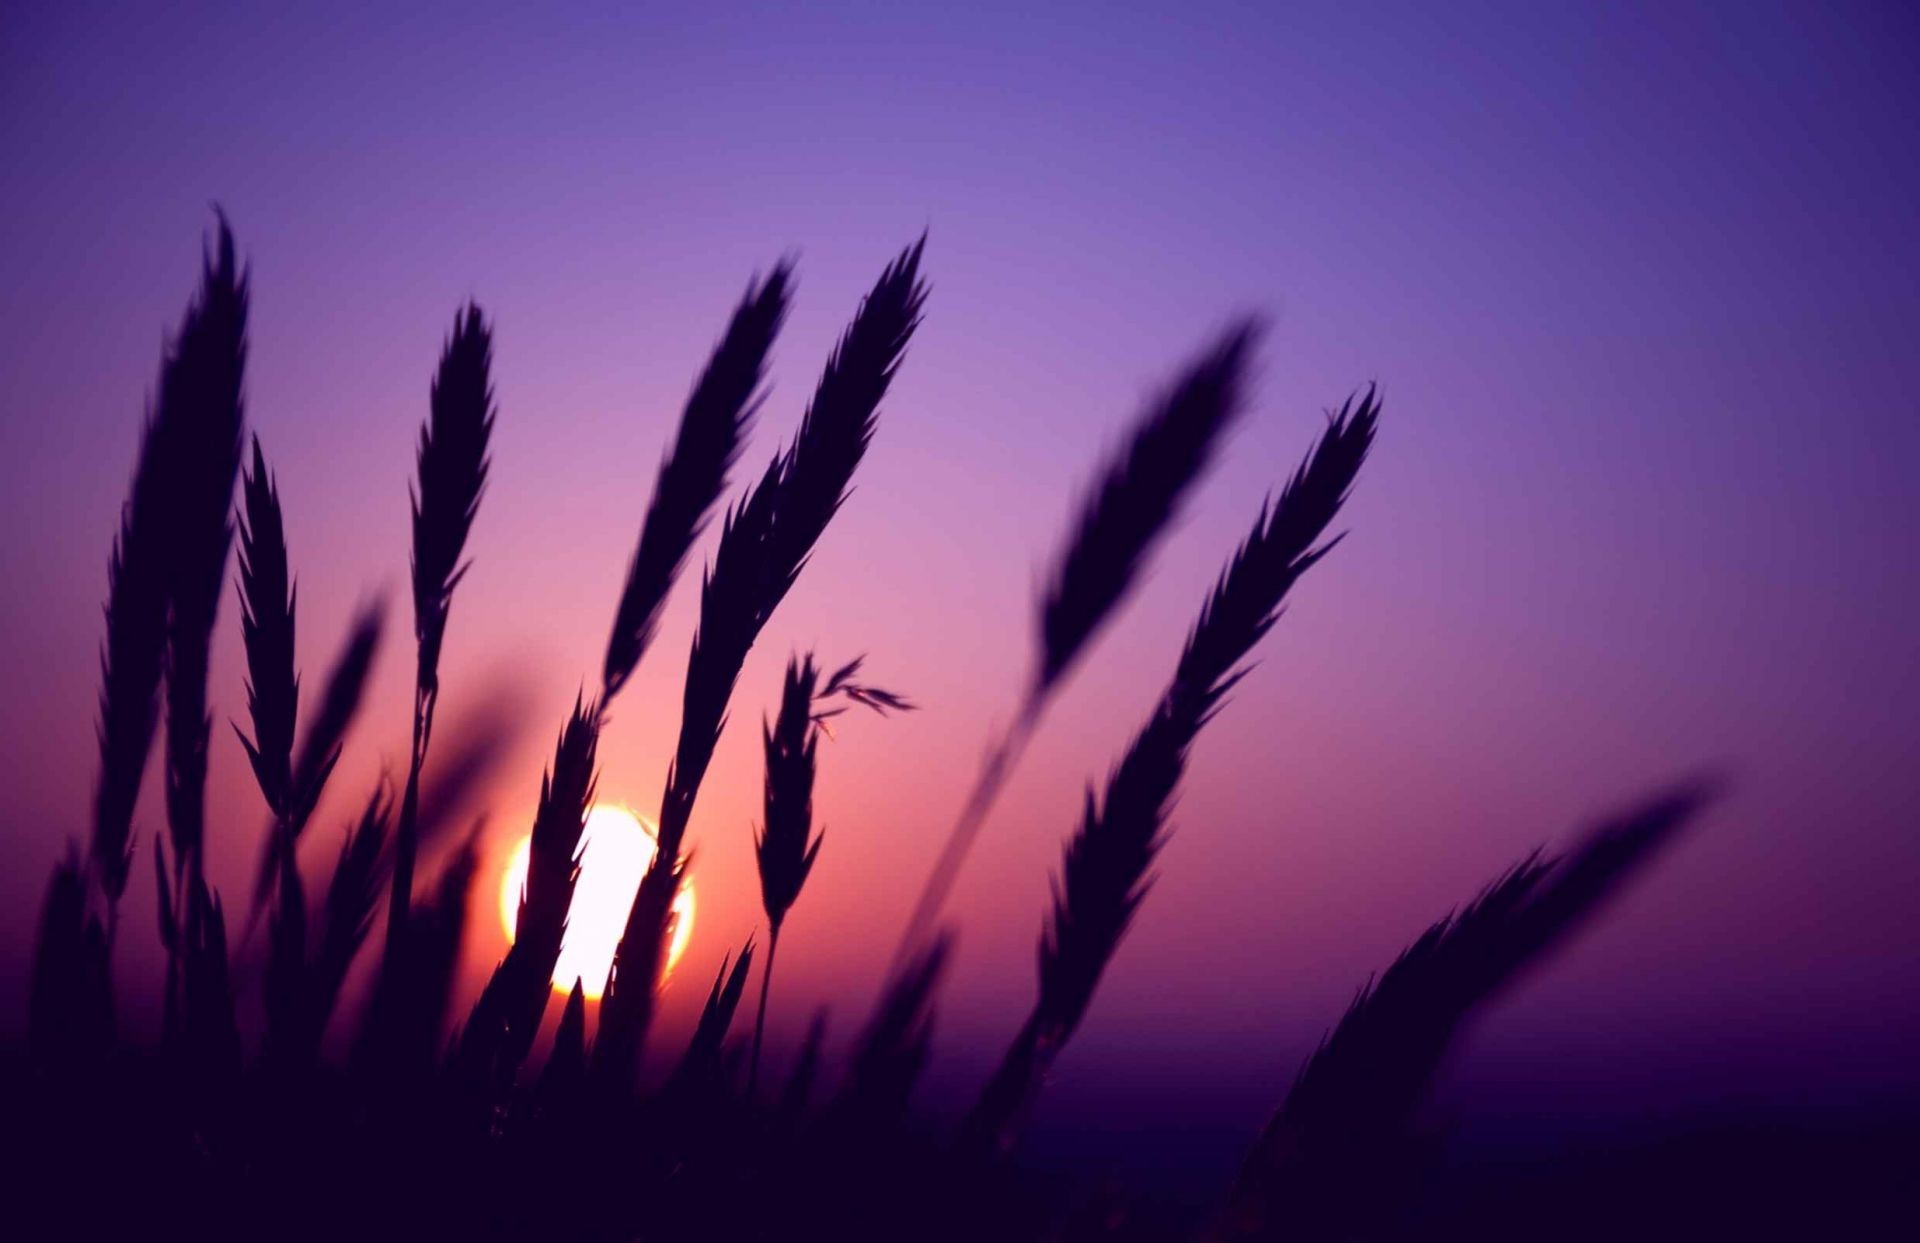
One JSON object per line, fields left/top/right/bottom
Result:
{"left": 17, "top": 218, "right": 1872, "bottom": 1241}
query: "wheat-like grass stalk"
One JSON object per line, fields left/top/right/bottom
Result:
{"left": 352, "top": 829, "right": 480, "bottom": 1077}
{"left": 264, "top": 785, "right": 393, "bottom": 1068}
{"left": 90, "top": 397, "right": 176, "bottom": 913}
{"left": 243, "top": 597, "right": 385, "bottom": 938}
{"left": 669, "top": 938, "right": 756, "bottom": 1093}
{"left": 838, "top": 935, "right": 951, "bottom": 1131}
{"left": 540, "top": 979, "right": 589, "bottom": 1099}
{"left": 386, "top": 304, "right": 494, "bottom": 970}
{"left": 660, "top": 241, "right": 925, "bottom": 866}
{"left": 149, "top": 220, "right": 247, "bottom": 1050}
{"left": 895, "top": 321, "right": 1261, "bottom": 971}
{"left": 603, "top": 264, "right": 793, "bottom": 703}
{"left": 160, "top": 219, "right": 249, "bottom": 896}
{"left": 20, "top": 219, "right": 1756, "bottom": 1242}
{"left": 233, "top": 435, "right": 303, "bottom": 968}
{"left": 758, "top": 238, "right": 927, "bottom": 622}
{"left": 595, "top": 240, "right": 927, "bottom": 1084}
{"left": 966, "top": 390, "right": 1377, "bottom": 1155}
{"left": 1034, "top": 322, "right": 1262, "bottom": 695}
{"left": 89, "top": 218, "right": 248, "bottom": 926}
{"left": 288, "top": 598, "right": 384, "bottom": 830}
{"left": 749, "top": 653, "right": 823, "bottom": 1093}
{"left": 302, "top": 788, "right": 393, "bottom": 1054}
{"left": 234, "top": 435, "right": 297, "bottom": 819}
{"left": 458, "top": 697, "right": 599, "bottom": 1089}
{"left": 1212, "top": 782, "right": 1717, "bottom": 1240}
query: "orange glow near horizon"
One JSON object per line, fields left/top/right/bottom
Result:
{"left": 497, "top": 804, "right": 694, "bottom": 999}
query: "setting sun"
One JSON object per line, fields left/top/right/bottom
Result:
{"left": 497, "top": 804, "right": 694, "bottom": 999}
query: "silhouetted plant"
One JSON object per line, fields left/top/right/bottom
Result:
{"left": 596, "top": 238, "right": 927, "bottom": 1086}
{"left": 747, "top": 650, "right": 913, "bottom": 1093}
{"left": 90, "top": 217, "right": 248, "bottom": 951}
{"left": 235, "top": 437, "right": 298, "bottom": 821}
{"left": 161, "top": 220, "right": 248, "bottom": 913}
{"left": 1213, "top": 783, "right": 1716, "bottom": 1241}
{"left": 541, "top": 979, "right": 589, "bottom": 1099}
{"left": 354, "top": 828, "right": 479, "bottom": 1076}
{"left": 897, "top": 321, "right": 1261, "bottom": 970}
{"left": 89, "top": 373, "right": 176, "bottom": 917}
{"left": 246, "top": 596, "right": 386, "bottom": 936}
{"left": 750, "top": 654, "right": 824, "bottom": 1094}
{"left": 458, "top": 697, "right": 599, "bottom": 1091}
{"left": 387, "top": 304, "right": 495, "bottom": 964}
{"left": 669, "top": 938, "right": 756, "bottom": 1095}
{"left": 840, "top": 935, "right": 953, "bottom": 1133}
{"left": 15, "top": 217, "right": 1735, "bottom": 1243}
{"left": 967, "top": 390, "right": 1378, "bottom": 1156}
{"left": 603, "top": 265, "right": 793, "bottom": 703}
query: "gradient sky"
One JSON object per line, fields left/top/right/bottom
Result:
{"left": 2, "top": 1, "right": 1915, "bottom": 1181}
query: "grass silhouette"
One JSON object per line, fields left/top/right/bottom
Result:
{"left": 16, "top": 216, "right": 1720, "bottom": 1242}
{"left": 896, "top": 320, "right": 1261, "bottom": 973}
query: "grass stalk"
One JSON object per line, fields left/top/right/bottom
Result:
{"left": 594, "top": 239, "right": 926, "bottom": 1084}
{"left": 458, "top": 697, "right": 599, "bottom": 1090}
{"left": 602, "top": 264, "right": 792, "bottom": 704}
{"left": 966, "top": 389, "right": 1378, "bottom": 1155}
{"left": 894, "top": 321, "right": 1261, "bottom": 972}
{"left": 386, "top": 304, "right": 494, "bottom": 968}
{"left": 1214, "top": 782, "right": 1717, "bottom": 1240}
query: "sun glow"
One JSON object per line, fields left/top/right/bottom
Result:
{"left": 497, "top": 804, "right": 694, "bottom": 1000}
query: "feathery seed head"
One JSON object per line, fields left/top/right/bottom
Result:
{"left": 411, "top": 304, "right": 494, "bottom": 696}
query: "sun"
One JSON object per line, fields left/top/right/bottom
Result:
{"left": 497, "top": 804, "right": 694, "bottom": 1000}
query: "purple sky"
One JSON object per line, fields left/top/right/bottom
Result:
{"left": 3, "top": 2, "right": 1916, "bottom": 1172}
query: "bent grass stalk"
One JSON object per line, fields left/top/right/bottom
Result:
{"left": 893, "top": 321, "right": 1261, "bottom": 974}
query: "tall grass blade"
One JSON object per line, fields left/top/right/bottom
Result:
{"left": 353, "top": 830, "right": 480, "bottom": 1077}
{"left": 752, "top": 654, "right": 824, "bottom": 1092}
{"left": 759, "top": 237, "right": 926, "bottom": 622}
{"left": 409, "top": 303, "right": 494, "bottom": 703}
{"left": 388, "top": 304, "right": 494, "bottom": 963}
{"left": 1035, "top": 321, "right": 1261, "bottom": 696}
{"left": 244, "top": 597, "right": 385, "bottom": 935}
{"left": 234, "top": 435, "right": 297, "bottom": 818}
{"left": 1214, "top": 781, "right": 1717, "bottom": 1240}
{"left": 967, "top": 390, "right": 1377, "bottom": 1154}
{"left": 288, "top": 597, "right": 385, "bottom": 831}
{"left": 91, "top": 218, "right": 248, "bottom": 912}
{"left": 540, "top": 979, "right": 589, "bottom": 1098}
{"left": 458, "top": 698, "right": 599, "bottom": 1089}
{"left": 161, "top": 218, "right": 249, "bottom": 891}
{"left": 603, "top": 264, "right": 792, "bottom": 701}
{"left": 896, "top": 321, "right": 1261, "bottom": 971}
{"left": 669, "top": 938, "right": 756, "bottom": 1092}
{"left": 596, "top": 240, "right": 926, "bottom": 1083}
{"left": 90, "top": 407, "right": 174, "bottom": 910}
{"left": 839, "top": 935, "right": 950, "bottom": 1130}
{"left": 302, "top": 787, "right": 393, "bottom": 1056}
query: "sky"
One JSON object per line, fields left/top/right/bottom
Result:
{"left": 2, "top": 0, "right": 1916, "bottom": 1182}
